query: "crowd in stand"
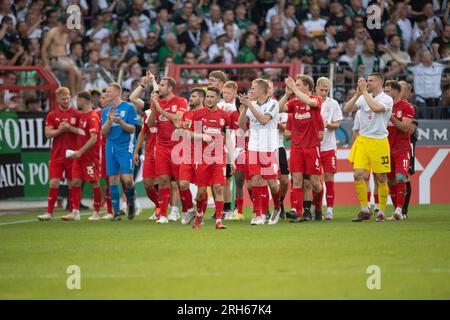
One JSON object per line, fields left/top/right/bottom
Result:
{"left": 0, "top": 0, "right": 449, "bottom": 118}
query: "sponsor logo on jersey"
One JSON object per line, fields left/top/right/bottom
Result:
{"left": 219, "top": 118, "right": 225, "bottom": 126}
{"left": 171, "top": 105, "right": 177, "bottom": 112}
{"left": 295, "top": 112, "right": 311, "bottom": 120}
{"left": 203, "top": 126, "right": 222, "bottom": 135}
{"left": 120, "top": 111, "right": 126, "bottom": 118}
{"left": 70, "top": 117, "right": 76, "bottom": 125}
{"left": 159, "top": 114, "right": 168, "bottom": 121}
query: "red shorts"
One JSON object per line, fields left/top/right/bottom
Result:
{"left": 247, "top": 150, "right": 279, "bottom": 180}
{"left": 387, "top": 151, "right": 410, "bottom": 179}
{"left": 320, "top": 149, "right": 337, "bottom": 174}
{"left": 143, "top": 158, "right": 156, "bottom": 179}
{"left": 49, "top": 158, "right": 73, "bottom": 180}
{"left": 236, "top": 150, "right": 251, "bottom": 180}
{"left": 290, "top": 146, "right": 322, "bottom": 175}
{"left": 196, "top": 163, "right": 226, "bottom": 187}
{"left": 72, "top": 158, "right": 100, "bottom": 181}
{"left": 179, "top": 162, "right": 197, "bottom": 183}
{"left": 155, "top": 147, "right": 180, "bottom": 178}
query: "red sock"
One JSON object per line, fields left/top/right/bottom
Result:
{"left": 396, "top": 182, "right": 406, "bottom": 209}
{"left": 261, "top": 186, "right": 269, "bottom": 214}
{"left": 214, "top": 200, "right": 224, "bottom": 219}
{"left": 71, "top": 186, "right": 82, "bottom": 211}
{"left": 389, "top": 184, "right": 397, "bottom": 208}
{"left": 324, "top": 181, "right": 334, "bottom": 208}
{"left": 203, "top": 193, "right": 208, "bottom": 214}
{"left": 271, "top": 189, "right": 281, "bottom": 210}
{"left": 291, "top": 188, "right": 303, "bottom": 216}
{"left": 235, "top": 197, "right": 244, "bottom": 214}
{"left": 248, "top": 188, "right": 254, "bottom": 203}
{"left": 313, "top": 189, "right": 323, "bottom": 212}
{"left": 93, "top": 186, "right": 102, "bottom": 212}
{"left": 252, "top": 186, "right": 262, "bottom": 216}
{"left": 47, "top": 188, "right": 59, "bottom": 214}
{"left": 105, "top": 186, "right": 112, "bottom": 214}
{"left": 146, "top": 187, "right": 160, "bottom": 208}
{"left": 374, "top": 193, "right": 379, "bottom": 205}
{"left": 367, "top": 191, "right": 372, "bottom": 203}
{"left": 180, "top": 189, "right": 193, "bottom": 212}
{"left": 158, "top": 188, "right": 171, "bottom": 216}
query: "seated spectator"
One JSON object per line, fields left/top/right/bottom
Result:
{"left": 83, "top": 49, "right": 100, "bottom": 73}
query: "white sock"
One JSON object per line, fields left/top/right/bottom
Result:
{"left": 378, "top": 210, "right": 384, "bottom": 216}
{"left": 327, "top": 207, "right": 333, "bottom": 214}
{"left": 216, "top": 218, "right": 222, "bottom": 223}
{"left": 395, "top": 207, "right": 402, "bottom": 214}
{"left": 362, "top": 205, "right": 370, "bottom": 212}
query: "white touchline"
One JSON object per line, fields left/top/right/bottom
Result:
{"left": 0, "top": 213, "right": 92, "bottom": 226}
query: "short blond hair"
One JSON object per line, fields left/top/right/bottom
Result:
{"left": 55, "top": 86, "right": 70, "bottom": 97}
{"left": 107, "top": 82, "right": 122, "bottom": 94}
{"left": 316, "top": 77, "right": 330, "bottom": 87}
{"left": 252, "top": 78, "right": 269, "bottom": 94}
{"left": 224, "top": 81, "right": 238, "bottom": 91}
{"left": 295, "top": 74, "right": 314, "bottom": 92}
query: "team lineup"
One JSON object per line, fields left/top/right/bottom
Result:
{"left": 37, "top": 69, "right": 416, "bottom": 229}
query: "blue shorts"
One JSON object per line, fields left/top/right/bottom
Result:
{"left": 106, "top": 144, "right": 135, "bottom": 176}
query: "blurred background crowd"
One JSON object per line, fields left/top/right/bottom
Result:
{"left": 0, "top": 0, "right": 449, "bottom": 118}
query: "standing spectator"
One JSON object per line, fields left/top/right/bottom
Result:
{"left": 223, "top": 22, "right": 239, "bottom": 64}
{"left": 353, "top": 39, "right": 381, "bottom": 78}
{"left": 265, "top": 0, "right": 285, "bottom": 27}
{"left": 126, "top": 11, "right": 147, "bottom": 51}
{"left": 70, "top": 41, "right": 84, "bottom": 69}
{"left": 303, "top": 3, "right": 327, "bottom": 38}
{"left": 280, "top": 2, "right": 299, "bottom": 38}
{"left": 432, "top": 24, "right": 450, "bottom": 59}
{"left": 393, "top": 1, "right": 414, "bottom": 50}
{"left": 237, "top": 32, "right": 258, "bottom": 63}
{"left": 234, "top": 1, "right": 252, "bottom": 32}
{"left": 158, "top": 32, "right": 184, "bottom": 66}
{"left": 203, "top": 4, "right": 224, "bottom": 40}
{"left": 380, "top": 35, "right": 411, "bottom": 70}
{"left": 173, "top": 1, "right": 195, "bottom": 35}
{"left": 138, "top": 31, "right": 160, "bottom": 66}
{"left": 123, "top": 62, "right": 143, "bottom": 91}
{"left": 408, "top": 49, "right": 449, "bottom": 119}
{"left": 412, "top": 15, "right": 438, "bottom": 50}
{"left": 83, "top": 49, "right": 100, "bottom": 72}
{"left": 222, "top": 8, "right": 241, "bottom": 40}
{"left": 328, "top": 0, "right": 352, "bottom": 42}
{"left": 344, "top": 0, "right": 365, "bottom": 19}
{"left": 339, "top": 38, "right": 357, "bottom": 66}
{"left": 178, "top": 14, "right": 203, "bottom": 53}
{"left": 265, "top": 18, "right": 287, "bottom": 59}
{"left": 150, "top": 7, "right": 176, "bottom": 41}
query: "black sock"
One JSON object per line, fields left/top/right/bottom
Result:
{"left": 303, "top": 201, "right": 312, "bottom": 212}
{"left": 402, "top": 181, "right": 411, "bottom": 215}
{"left": 224, "top": 202, "right": 231, "bottom": 212}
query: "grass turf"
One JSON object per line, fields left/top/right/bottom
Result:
{"left": 0, "top": 204, "right": 449, "bottom": 299}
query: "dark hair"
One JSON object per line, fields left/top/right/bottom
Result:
{"left": 416, "top": 15, "right": 428, "bottom": 23}
{"left": 162, "top": 76, "right": 177, "bottom": 90}
{"left": 77, "top": 91, "right": 91, "bottom": 101}
{"left": 207, "top": 86, "right": 221, "bottom": 97}
{"left": 388, "top": 34, "right": 400, "bottom": 43}
{"left": 384, "top": 80, "right": 401, "bottom": 92}
{"left": 190, "top": 87, "right": 206, "bottom": 98}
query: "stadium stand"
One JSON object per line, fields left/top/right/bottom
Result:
{"left": 0, "top": 0, "right": 449, "bottom": 118}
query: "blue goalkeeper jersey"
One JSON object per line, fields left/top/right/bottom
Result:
{"left": 102, "top": 101, "right": 138, "bottom": 152}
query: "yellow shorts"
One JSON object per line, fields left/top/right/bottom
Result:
{"left": 349, "top": 135, "right": 391, "bottom": 173}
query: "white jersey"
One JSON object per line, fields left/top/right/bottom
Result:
{"left": 278, "top": 112, "right": 288, "bottom": 148}
{"left": 218, "top": 100, "right": 237, "bottom": 113}
{"left": 320, "top": 97, "right": 343, "bottom": 151}
{"left": 246, "top": 98, "right": 279, "bottom": 152}
{"left": 356, "top": 92, "right": 393, "bottom": 139}
{"left": 353, "top": 109, "right": 361, "bottom": 131}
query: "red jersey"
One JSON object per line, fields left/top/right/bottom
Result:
{"left": 45, "top": 106, "right": 80, "bottom": 161}
{"left": 153, "top": 96, "right": 187, "bottom": 148}
{"left": 96, "top": 109, "right": 105, "bottom": 148}
{"left": 181, "top": 109, "right": 197, "bottom": 160}
{"left": 191, "top": 107, "right": 231, "bottom": 160}
{"left": 143, "top": 112, "right": 157, "bottom": 161}
{"left": 286, "top": 96, "right": 322, "bottom": 148}
{"left": 388, "top": 99, "right": 415, "bottom": 154}
{"left": 77, "top": 110, "right": 101, "bottom": 162}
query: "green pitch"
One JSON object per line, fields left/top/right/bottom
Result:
{"left": 0, "top": 204, "right": 449, "bottom": 299}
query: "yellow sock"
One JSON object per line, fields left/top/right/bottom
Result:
{"left": 354, "top": 179, "right": 368, "bottom": 208}
{"left": 378, "top": 181, "right": 388, "bottom": 212}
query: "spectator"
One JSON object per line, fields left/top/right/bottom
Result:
{"left": 178, "top": 15, "right": 202, "bottom": 53}
{"left": 203, "top": 4, "right": 224, "bottom": 40}
{"left": 265, "top": 17, "right": 287, "bottom": 59}
{"left": 123, "top": 62, "right": 143, "bottom": 91}
{"left": 83, "top": 67, "right": 108, "bottom": 92}
{"left": 208, "top": 31, "right": 227, "bottom": 63}
{"left": 380, "top": 35, "right": 411, "bottom": 70}
{"left": 324, "top": 20, "right": 341, "bottom": 50}
{"left": 70, "top": 41, "right": 83, "bottom": 69}
{"left": 393, "top": 1, "right": 414, "bottom": 50}
{"left": 344, "top": 0, "right": 365, "bottom": 19}
{"left": 86, "top": 12, "right": 111, "bottom": 42}
{"left": 111, "top": 31, "right": 139, "bottom": 69}
{"left": 280, "top": 2, "right": 299, "bottom": 38}
{"left": 83, "top": 49, "right": 100, "bottom": 72}
{"left": 353, "top": 39, "right": 381, "bottom": 78}
{"left": 26, "top": 96, "right": 43, "bottom": 112}
{"left": 237, "top": 32, "right": 258, "bottom": 63}
{"left": 173, "top": 1, "right": 195, "bottom": 35}
{"left": 265, "top": 0, "right": 285, "bottom": 27}
{"left": 234, "top": 2, "right": 252, "bottom": 32}
{"left": 412, "top": 14, "right": 438, "bottom": 50}
{"left": 138, "top": 31, "right": 160, "bottom": 66}
{"left": 222, "top": 8, "right": 241, "bottom": 40}
{"left": 303, "top": 3, "right": 327, "bottom": 38}
{"left": 408, "top": 49, "right": 449, "bottom": 119}
{"left": 328, "top": 1, "right": 352, "bottom": 42}
{"left": 432, "top": 24, "right": 450, "bottom": 59}
{"left": 223, "top": 22, "right": 239, "bottom": 64}
{"left": 150, "top": 7, "right": 176, "bottom": 41}
{"left": 126, "top": 11, "right": 147, "bottom": 51}
{"left": 339, "top": 38, "right": 357, "bottom": 66}
{"left": 158, "top": 32, "right": 183, "bottom": 66}
{"left": 193, "top": 32, "right": 212, "bottom": 64}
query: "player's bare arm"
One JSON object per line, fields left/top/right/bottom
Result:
{"left": 390, "top": 115, "right": 413, "bottom": 133}
{"left": 134, "top": 129, "right": 146, "bottom": 165}
{"left": 237, "top": 94, "right": 250, "bottom": 129}
{"left": 278, "top": 86, "right": 292, "bottom": 112}
{"left": 343, "top": 87, "right": 362, "bottom": 113}
{"left": 70, "top": 133, "right": 98, "bottom": 159}
{"left": 101, "top": 108, "right": 114, "bottom": 136}
{"left": 358, "top": 78, "right": 387, "bottom": 113}
{"left": 325, "top": 120, "right": 340, "bottom": 130}
{"left": 147, "top": 93, "right": 158, "bottom": 127}
{"left": 225, "top": 127, "right": 236, "bottom": 175}
{"left": 40, "top": 28, "right": 54, "bottom": 70}
{"left": 44, "top": 125, "right": 63, "bottom": 139}
{"left": 129, "top": 76, "right": 148, "bottom": 110}
{"left": 285, "top": 77, "right": 319, "bottom": 108}
{"left": 60, "top": 120, "right": 79, "bottom": 135}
